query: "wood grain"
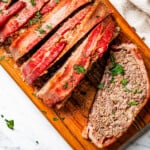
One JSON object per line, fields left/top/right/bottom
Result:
{"left": 0, "top": 0, "right": 150, "bottom": 149}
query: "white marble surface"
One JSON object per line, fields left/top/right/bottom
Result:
{"left": 0, "top": 66, "right": 72, "bottom": 150}
{"left": 0, "top": 1, "right": 150, "bottom": 150}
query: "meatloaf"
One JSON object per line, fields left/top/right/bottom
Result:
{"left": 82, "top": 43, "right": 150, "bottom": 148}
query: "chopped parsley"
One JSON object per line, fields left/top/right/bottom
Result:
{"left": 97, "top": 83, "right": 104, "bottom": 89}
{"left": 1, "top": 114, "right": 4, "bottom": 118}
{"left": 53, "top": 117, "right": 59, "bottom": 121}
{"left": 2, "top": 0, "right": 8, "bottom": 3}
{"left": 41, "top": 110, "right": 47, "bottom": 114}
{"left": 0, "top": 10, "right": 3, "bottom": 14}
{"left": 55, "top": 0, "right": 60, "bottom": 3}
{"left": 32, "top": 93, "right": 36, "bottom": 97}
{"left": 35, "top": 140, "right": 39, "bottom": 144}
{"left": 121, "top": 78, "right": 128, "bottom": 86}
{"left": 36, "top": 28, "right": 46, "bottom": 34}
{"left": 63, "top": 82, "right": 68, "bottom": 89}
{"left": 0, "top": 56, "right": 5, "bottom": 61}
{"left": 30, "top": 0, "right": 36, "bottom": 6}
{"left": 29, "top": 18, "right": 39, "bottom": 25}
{"left": 109, "top": 55, "right": 124, "bottom": 82}
{"left": 109, "top": 63, "right": 124, "bottom": 76}
{"left": 36, "top": 11, "right": 42, "bottom": 19}
{"left": 96, "top": 15, "right": 100, "bottom": 18}
{"left": 73, "top": 65, "right": 86, "bottom": 74}
{"left": 46, "top": 25, "right": 52, "bottom": 30}
{"left": 134, "top": 88, "right": 141, "bottom": 94}
{"left": 128, "top": 101, "right": 139, "bottom": 106}
{"left": 5, "top": 119, "right": 14, "bottom": 130}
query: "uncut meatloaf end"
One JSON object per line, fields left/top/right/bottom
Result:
{"left": 82, "top": 43, "right": 150, "bottom": 148}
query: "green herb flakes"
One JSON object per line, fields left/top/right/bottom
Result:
{"left": 30, "top": 0, "right": 36, "bottom": 6}
{"left": 53, "top": 117, "right": 59, "bottom": 121}
{"left": 36, "top": 11, "right": 42, "bottom": 18}
{"left": 97, "top": 83, "right": 104, "bottom": 89}
{"left": 55, "top": 0, "right": 60, "bottom": 3}
{"left": 134, "top": 88, "right": 141, "bottom": 94}
{"left": 35, "top": 140, "right": 39, "bottom": 144}
{"left": 63, "top": 82, "right": 68, "bottom": 89}
{"left": 121, "top": 78, "right": 128, "bottom": 86}
{"left": 73, "top": 65, "right": 86, "bottom": 74}
{"left": 41, "top": 110, "right": 47, "bottom": 114}
{"left": 46, "top": 25, "right": 52, "bottom": 30}
{"left": 128, "top": 101, "right": 139, "bottom": 106}
{"left": 5, "top": 119, "right": 14, "bottom": 130}
{"left": 109, "top": 55, "right": 124, "bottom": 83}
{"left": 36, "top": 28, "right": 46, "bottom": 34}
{"left": 0, "top": 56, "right": 5, "bottom": 61}
{"left": 2, "top": 0, "right": 8, "bottom": 3}
{"left": 109, "top": 63, "right": 124, "bottom": 76}
{"left": 1, "top": 114, "right": 4, "bottom": 118}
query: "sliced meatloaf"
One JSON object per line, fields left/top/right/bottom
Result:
{"left": 82, "top": 43, "right": 150, "bottom": 148}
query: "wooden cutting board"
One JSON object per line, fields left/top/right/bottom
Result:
{"left": 0, "top": 0, "right": 150, "bottom": 149}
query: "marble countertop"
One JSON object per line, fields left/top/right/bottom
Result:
{"left": 0, "top": 0, "right": 150, "bottom": 150}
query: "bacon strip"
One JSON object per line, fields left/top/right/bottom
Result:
{"left": 40, "top": 0, "right": 58, "bottom": 15}
{"left": 0, "top": 0, "right": 11, "bottom": 10}
{"left": 9, "top": 0, "right": 91, "bottom": 62}
{"left": 21, "top": 2, "right": 110, "bottom": 85}
{"left": 0, "top": 1, "right": 25, "bottom": 28}
{"left": 0, "top": 0, "right": 50, "bottom": 42}
{"left": 37, "top": 17, "right": 116, "bottom": 107}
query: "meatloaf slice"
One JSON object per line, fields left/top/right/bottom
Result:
{"left": 82, "top": 43, "right": 150, "bottom": 148}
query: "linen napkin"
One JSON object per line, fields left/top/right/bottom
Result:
{"left": 110, "top": 0, "right": 150, "bottom": 47}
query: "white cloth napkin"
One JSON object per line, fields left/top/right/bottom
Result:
{"left": 110, "top": 0, "right": 150, "bottom": 47}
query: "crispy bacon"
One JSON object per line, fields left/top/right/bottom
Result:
{"left": 0, "top": 0, "right": 11, "bottom": 10}
{"left": 0, "top": 0, "right": 50, "bottom": 42}
{"left": 40, "top": 0, "right": 58, "bottom": 15}
{"left": 37, "top": 17, "right": 115, "bottom": 107}
{"left": 0, "top": 1, "right": 26, "bottom": 28}
{"left": 9, "top": 0, "right": 91, "bottom": 62}
{"left": 21, "top": 2, "right": 110, "bottom": 85}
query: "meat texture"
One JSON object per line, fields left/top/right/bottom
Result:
{"left": 37, "top": 17, "right": 116, "bottom": 108}
{"left": 9, "top": 0, "right": 91, "bottom": 62}
{"left": 82, "top": 44, "right": 150, "bottom": 148}
{"left": 0, "top": 0, "right": 50, "bottom": 42}
{"left": 0, "top": 1, "right": 26, "bottom": 28}
{"left": 21, "top": 1, "right": 110, "bottom": 85}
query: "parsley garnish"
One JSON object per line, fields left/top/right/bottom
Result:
{"left": 63, "top": 82, "right": 68, "bottom": 89}
{"left": 109, "top": 55, "right": 124, "bottom": 82}
{"left": 128, "top": 101, "right": 139, "bottom": 106}
{"left": 2, "top": 0, "right": 8, "bottom": 3}
{"left": 5, "top": 119, "right": 14, "bottom": 130}
{"left": 1, "top": 114, "right": 4, "bottom": 118}
{"left": 30, "top": 0, "right": 36, "bottom": 6}
{"left": 46, "top": 25, "right": 52, "bottom": 30}
{"left": 0, "top": 56, "right": 5, "bottom": 61}
{"left": 134, "top": 88, "right": 141, "bottom": 94}
{"left": 55, "top": 0, "right": 59, "bottom": 3}
{"left": 36, "top": 28, "right": 46, "bottom": 34}
{"left": 35, "top": 140, "right": 39, "bottom": 144}
{"left": 97, "top": 83, "right": 104, "bottom": 89}
{"left": 36, "top": 11, "right": 42, "bottom": 18}
{"left": 73, "top": 65, "right": 86, "bottom": 74}
{"left": 53, "top": 117, "right": 59, "bottom": 121}
{"left": 121, "top": 78, "right": 128, "bottom": 86}
{"left": 41, "top": 110, "right": 47, "bottom": 114}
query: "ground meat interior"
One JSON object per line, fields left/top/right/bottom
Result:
{"left": 88, "top": 47, "right": 147, "bottom": 144}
